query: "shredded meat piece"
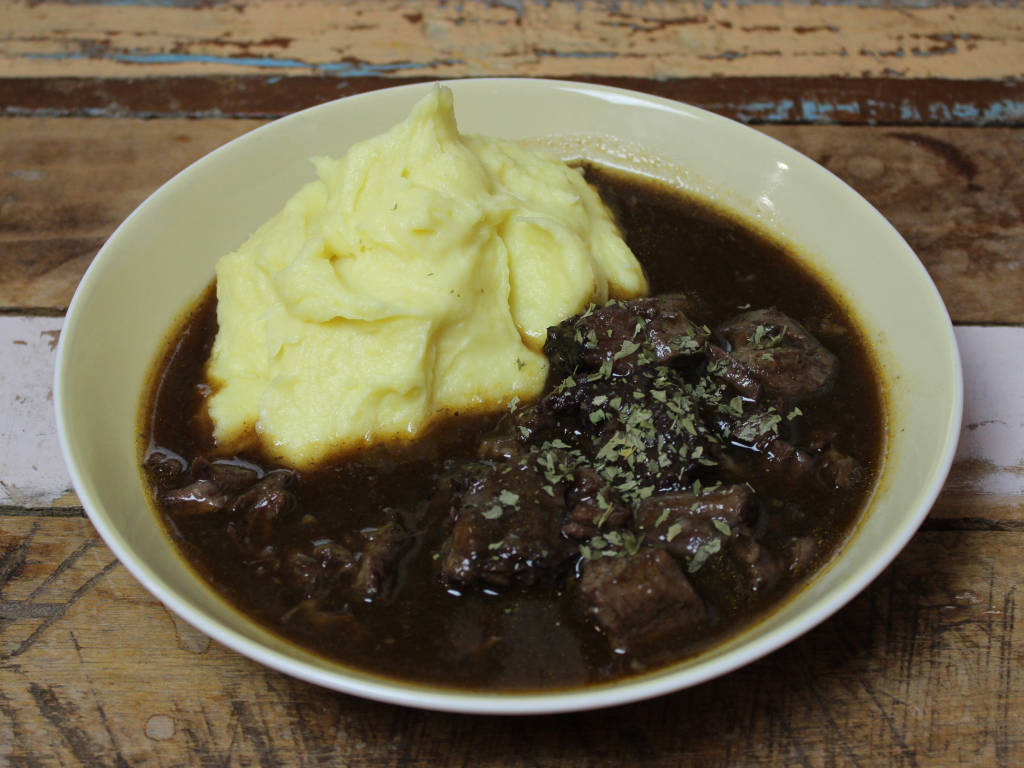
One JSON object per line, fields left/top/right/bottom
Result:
{"left": 354, "top": 514, "right": 408, "bottom": 599}
{"left": 817, "top": 446, "right": 862, "bottom": 490}
{"left": 787, "top": 536, "right": 818, "bottom": 576}
{"left": 232, "top": 471, "right": 298, "bottom": 547}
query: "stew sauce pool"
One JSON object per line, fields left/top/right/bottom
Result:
{"left": 141, "top": 166, "right": 884, "bottom": 691}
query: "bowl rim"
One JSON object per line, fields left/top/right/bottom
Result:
{"left": 54, "top": 77, "right": 963, "bottom": 715}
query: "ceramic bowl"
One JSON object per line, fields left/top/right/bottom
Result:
{"left": 54, "top": 78, "right": 962, "bottom": 714}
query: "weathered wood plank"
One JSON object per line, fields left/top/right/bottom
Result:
{"left": 759, "top": 125, "right": 1024, "bottom": 326}
{"left": 932, "top": 326, "right": 1024, "bottom": 522}
{"left": 0, "top": 117, "right": 257, "bottom": 310}
{"left": 6, "top": 75, "right": 1024, "bottom": 127}
{"left": 2, "top": 118, "right": 1023, "bottom": 323}
{"left": 5, "top": 0, "right": 1024, "bottom": 80}
{"left": 0, "top": 316, "right": 67, "bottom": 508}
{"left": 1, "top": 518, "right": 1022, "bottom": 766}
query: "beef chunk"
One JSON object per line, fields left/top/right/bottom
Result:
{"left": 163, "top": 478, "right": 233, "bottom": 516}
{"left": 817, "top": 445, "right": 861, "bottom": 490}
{"left": 636, "top": 485, "right": 777, "bottom": 589}
{"left": 763, "top": 438, "right": 861, "bottom": 490}
{"left": 440, "top": 453, "right": 573, "bottom": 588}
{"left": 163, "top": 458, "right": 262, "bottom": 516}
{"left": 764, "top": 438, "right": 817, "bottom": 476}
{"left": 636, "top": 485, "right": 754, "bottom": 563}
{"left": 580, "top": 548, "right": 707, "bottom": 651}
{"left": 280, "top": 539, "right": 357, "bottom": 598}
{"left": 192, "top": 457, "right": 261, "bottom": 491}
{"left": 716, "top": 308, "right": 837, "bottom": 400}
{"left": 353, "top": 513, "right": 408, "bottom": 599}
{"left": 562, "top": 467, "right": 631, "bottom": 539}
{"left": 705, "top": 344, "right": 763, "bottom": 401}
{"left": 230, "top": 470, "right": 298, "bottom": 546}
{"left": 545, "top": 296, "right": 708, "bottom": 379}
{"left": 643, "top": 296, "right": 710, "bottom": 365}
{"left": 477, "top": 434, "right": 522, "bottom": 461}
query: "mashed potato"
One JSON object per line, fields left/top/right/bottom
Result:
{"left": 207, "top": 85, "right": 647, "bottom": 468}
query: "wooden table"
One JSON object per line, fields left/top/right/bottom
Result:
{"left": 2, "top": 1, "right": 1024, "bottom": 765}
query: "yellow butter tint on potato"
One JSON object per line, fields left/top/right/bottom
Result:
{"left": 207, "top": 85, "right": 647, "bottom": 468}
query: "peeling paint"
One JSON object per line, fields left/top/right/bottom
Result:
{"left": 22, "top": 51, "right": 465, "bottom": 76}
{"left": 6, "top": 0, "right": 1024, "bottom": 80}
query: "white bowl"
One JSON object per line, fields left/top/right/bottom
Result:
{"left": 54, "top": 79, "right": 962, "bottom": 715}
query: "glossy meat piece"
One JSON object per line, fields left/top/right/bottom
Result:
{"left": 705, "top": 344, "right": 762, "bottom": 401}
{"left": 162, "top": 458, "right": 261, "bottom": 516}
{"left": 707, "top": 398, "right": 789, "bottom": 452}
{"left": 763, "top": 437, "right": 861, "bottom": 491}
{"left": 281, "top": 538, "right": 358, "bottom": 599}
{"left": 144, "top": 450, "right": 186, "bottom": 479}
{"left": 580, "top": 548, "right": 707, "bottom": 651}
{"left": 590, "top": 382, "right": 714, "bottom": 496}
{"left": 787, "top": 536, "right": 818, "bottom": 576}
{"left": 163, "top": 478, "right": 234, "bottom": 516}
{"left": 764, "top": 438, "right": 818, "bottom": 477}
{"left": 440, "top": 453, "right": 573, "bottom": 588}
{"left": 545, "top": 296, "right": 708, "bottom": 379}
{"left": 716, "top": 308, "right": 837, "bottom": 400}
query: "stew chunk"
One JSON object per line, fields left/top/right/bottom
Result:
{"left": 440, "top": 454, "right": 572, "bottom": 588}
{"left": 580, "top": 548, "right": 707, "bottom": 651}
{"left": 714, "top": 308, "right": 837, "bottom": 400}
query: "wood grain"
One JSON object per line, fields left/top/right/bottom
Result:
{"left": 0, "top": 518, "right": 1021, "bottom": 766}
{"left": 0, "top": 118, "right": 256, "bottom": 309}
{"left": 2, "top": 118, "right": 1023, "bottom": 323}
{"left": 9, "top": 75, "right": 1024, "bottom": 127}
{"left": 5, "top": 0, "right": 1024, "bottom": 80}
{"left": 759, "top": 125, "right": 1024, "bottom": 325}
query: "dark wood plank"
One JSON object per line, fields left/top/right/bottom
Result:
{"left": 2, "top": 118, "right": 1022, "bottom": 323}
{"left": 6, "top": 76, "right": 1024, "bottom": 126}
{"left": 1, "top": 518, "right": 1021, "bottom": 766}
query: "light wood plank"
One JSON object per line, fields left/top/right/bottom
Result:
{"left": 1, "top": 518, "right": 1022, "bottom": 766}
{"left": 5, "top": 0, "right": 1024, "bottom": 80}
